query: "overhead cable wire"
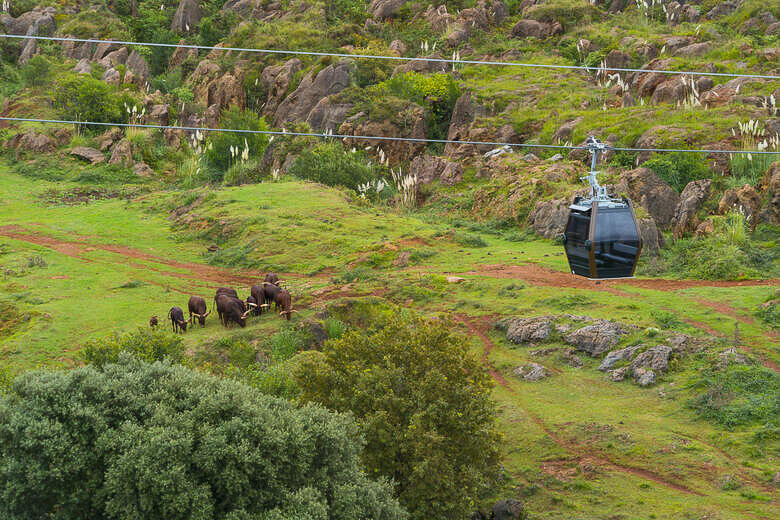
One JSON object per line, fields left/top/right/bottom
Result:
{"left": 2, "top": 34, "right": 779, "bottom": 80}
{"left": 3, "top": 116, "right": 779, "bottom": 155}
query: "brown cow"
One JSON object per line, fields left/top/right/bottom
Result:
{"left": 188, "top": 295, "right": 211, "bottom": 327}
{"left": 168, "top": 306, "right": 188, "bottom": 334}
{"left": 275, "top": 288, "right": 296, "bottom": 321}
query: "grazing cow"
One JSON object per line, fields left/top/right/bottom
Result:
{"left": 215, "top": 294, "right": 251, "bottom": 328}
{"left": 275, "top": 288, "right": 296, "bottom": 321}
{"left": 188, "top": 295, "right": 211, "bottom": 327}
{"left": 250, "top": 284, "right": 268, "bottom": 316}
{"left": 264, "top": 273, "right": 280, "bottom": 286}
{"left": 215, "top": 288, "right": 240, "bottom": 325}
{"left": 246, "top": 295, "right": 259, "bottom": 315}
{"left": 149, "top": 316, "right": 159, "bottom": 329}
{"left": 168, "top": 307, "right": 188, "bottom": 334}
{"left": 262, "top": 282, "right": 281, "bottom": 311}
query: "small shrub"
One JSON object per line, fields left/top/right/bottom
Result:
{"left": 334, "top": 266, "right": 377, "bottom": 283}
{"left": 74, "top": 164, "right": 138, "bottom": 184}
{"left": 688, "top": 364, "right": 780, "bottom": 429}
{"left": 650, "top": 309, "right": 680, "bottom": 329}
{"left": 25, "top": 256, "right": 47, "bottom": 269}
{"left": 203, "top": 108, "right": 270, "bottom": 174}
{"left": 540, "top": 294, "right": 595, "bottom": 310}
{"left": 226, "top": 362, "right": 300, "bottom": 400}
{"left": 643, "top": 152, "right": 711, "bottom": 193}
{"left": 223, "top": 158, "right": 261, "bottom": 186}
{"left": 20, "top": 55, "right": 52, "bottom": 87}
{"left": 81, "top": 328, "right": 186, "bottom": 367}
{"left": 55, "top": 75, "right": 126, "bottom": 128}
{"left": 755, "top": 297, "right": 779, "bottom": 330}
{"left": 408, "top": 248, "right": 438, "bottom": 264}
{"left": 271, "top": 329, "right": 307, "bottom": 362}
{"left": 323, "top": 317, "right": 347, "bottom": 340}
{"left": 289, "top": 142, "right": 380, "bottom": 191}
{"left": 454, "top": 232, "right": 488, "bottom": 248}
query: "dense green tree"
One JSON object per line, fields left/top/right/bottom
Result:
{"left": 294, "top": 313, "right": 502, "bottom": 520}
{"left": 204, "top": 108, "right": 271, "bottom": 174}
{"left": 0, "top": 356, "right": 406, "bottom": 520}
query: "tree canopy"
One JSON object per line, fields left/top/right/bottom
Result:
{"left": 294, "top": 313, "right": 502, "bottom": 520}
{"left": 0, "top": 356, "right": 406, "bottom": 520}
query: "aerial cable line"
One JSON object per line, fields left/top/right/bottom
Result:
{"left": 2, "top": 116, "right": 778, "bottom": 155}
{"left": 2, "top": 34, "right": 779, "bottom": 80}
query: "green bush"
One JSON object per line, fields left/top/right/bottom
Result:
{"left": 0, "top": 357, "right": 406, "bottom": 520}
{"left": 74, "top": 164, "right": 139, "bottom": 184}
{"left": 323, "top": 317, "right": 348, "bottom": 340}
{"left": 454, "top": 232, "right": 488, "bottom": 248}
{"left": 20, "top": 55, "right": 52, "bottom": 87}
{"left": 226, "top": 361, "right": 300, "bottom": 400}
{"left": 688, "top": 363, "right": 780, "bottom": 429}
{"left": 203, "top": 108, "right": 270, "bottom": 174}
{"left": 294, "top": 312, "right": 501, "bottom": 520}
{"left": 270, "top": 328, "right": 308, "bottom": 362}
{"left": 81, "top": 328, "right": 186, "bottom": 367}
{"left": 289, "top": 142, "right": 380, "bottom": 191}
{"left": 756, "top": 297, "right": 779, "bottom": 330}
{"left": 643, "top": 152, "right": 711, "bottom": 193}
{"left": 54, "top": 75, "right": 129, "bottom": 128}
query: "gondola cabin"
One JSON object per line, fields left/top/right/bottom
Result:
{"left": 562, "top": 196, "right": 642, "bottom": 279}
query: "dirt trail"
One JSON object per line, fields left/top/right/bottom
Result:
{"left": 455, "top": 314, "right": 707, "bottom": 497}
{"left": 463, "top": 263, "right": 779, "bottom": 291}
{"left": 0, "top": 225, "right": 312, "bottom": 287}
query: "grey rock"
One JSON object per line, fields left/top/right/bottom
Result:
{"left": 491, "top": 499, "right": 524, "bottom": 520}
{"left": 73, "top": 58, "right": 92, "bottom": 74}
{"left": 637, "top": 217, "right": 664, "bottom": 253}
{"left": 522, "top": 153, "right": 539, "bottom": 161}
{"left": 171, "top": 0, "right": 202, "bottom": 33}
{"left": 598, "top": 345, "right": 642, "bottom": 371}
{"left": 552, "top": 117, "right": 583, "bottom": 142}
{"left": 674, "top": 42, "right": 713, "bottom": 57}
{"left": 274, "top": 61, "right": 352, "bottom": 127}
{"left": 369, "top": 0, "right": 406, "bottom": 20}
{"left": 565, "top": 320, "right": 626, "bottom": 356}
{"left": 511, "top": 19, "right": 562, "bottom": 39}
{"left": 146, "top": 104, "right": 170, "bottom": 126}
{"left": 1, "top": 7, "right": 56, "bottom": 36}
{"left": 562, "top": 349, "right": 583, "bottom": 368}
{"left": 99, "top": 47, "right": 128, "bottom": 68}
{"left": 631, "top": 345, "right": 672, "bottom": 373}
{"left": 11, "top": 132, "right": 56, "bottom": 153}
{"left": 102, "top": 67, "right": 121, "bottom": 86}
{"left": 69, "top": 147, "right": 105, "bottom": 164}
{"left": 617, "top": 167, "right": 680, "bottom": 229}
{"left": 673, "top": 179, "right": 711, "bottom": 238}
{"left": 705, "top": 1, "right": 739, "bottom": 20}
{"left": 133, "top": 162, "right": 154, "bottom": 177}
{"left": 389, "top": 40, "right": 407, "bottom": 55}
{"left": 547, "top": 153, "right": 564, "bottom": 162}
{"left": 409, "top": 154, "right": 463, "bottom": 186}
{"left": 261, "top": 58, "right": 302, "bottom": 117}
{"left": 505, "top": 316, "right": 554, "bottom": 344}
{"left": 610, "top": 366, "right": 630, "bottom": 382}
{"left": 718, "top": 348, "right": 751, "bottom": 366}
{"left": 528, "top": 198, "right": 570, "bottom": 238}
{"left": 634, "top": 368, "right": 656, "bottom": 387}
{"left": 305, "top": 98, "right": 352, "bottom": 133}
{"left": 513, "top": 363, "right": 548, "bottom": 382}
{"left": 108, "top": 139, "right": 132, "bottom": 166}
{"left": 126, "top": 50, "right": 150, "bottom": 84}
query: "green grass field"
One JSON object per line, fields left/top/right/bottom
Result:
{"left": 0, "top": 163, "right": 778, "bottom": 519}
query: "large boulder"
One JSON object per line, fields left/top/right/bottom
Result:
{"left": 190, "top": 61, "right": 246, "bottom": 113}
{"left": 674, "top": 42, "right": 713, "bottom": 56}
{"left": 101, "top": 67, "right": 121, "bottom": 86}
{"left": 261, "top": 58, "right": 302, "bottom": 117}
{"left": 305, "top": 98, "right": 352, "bottom": 133}
{"left": 637, "top": 217, "right": 665, "bottom": 253}
{"left": 650, "top": 78, "right": 689, "bottom": 105}
{"left": 444, "top": 93, "right": 476, "bottom": 158}
{"left": 274, "top": 61, "right": 352, "bottom": 127}
{"left": 369, "top": 0, "right": 406, "bottom": 20}
{"left": 627, "top": 58, "right": 676, "bottom": 99}
{"left": 617, "top": 167, "right": 680, "bottom": 229}
{"left": 69, "top": 147, "right": 105, "bottom": 164}
{"left": 705, "top": 0, "right": 739, "bottom": 20}
{"left": 392, "top": 52, "right": 448, "bottom": 75}
{"left": 108, "top": 139, "right": 132, "bottom": 166}
{"left": 338, "top": 109, "right": 427, "bottom": 164}
{"left": 409, "top": 155, "right": 463, "bottom": 186}
{"left": 527, "top": 199, "right": 570, "bottom": 238}
{"left": 126, "top": 50, "right": 151, "bottom": 85}
{"left": 598, "top": 345, "right": 642, "bottom": 371}
{"left": 631, "top": 345, "right": 672, "bottom": 373}
{"left": 10, "top": 131, "right": 56, "bottom": 153}
{"left": 565, "top": 320, "right": 626, "bottom": 356}
{"left": 169, "top": 39, "right": 198, "bottom": 70}
{"left": 512, "top": 363, "right": 548, "bottom": 382}
{"left": 99, "top": 47, "right": 129, "bottom": 69}
{"left": 604, "top": 50, "right": 631, "bottom": 70}
{"left": 171, "top": 0, "right": 202, "bottom": 33}
{"left": 504, "top": 317, "right": 554, "bottom": 344}
{"left": 425, "top": 5, "right": 452, "bottom": 32}
{"left": 718, "top": 184, "right": 762, "bottom": 227}
{"left": 673, "top": 179, "right": 711, "bottom": 238}
{"left": 702, "top": 77, "right": 757, "bottom": 108}
{"left": 491, "top": 500, "right": 524, "bottom": 520}
{"left": 73, "top": 58, "right": 92, "bottom": 75}
{"left": 1, "top": 7, "right": 56, "bottom": 36}
{"left": 511, "top": 19, "right": 562, "bottom": 39}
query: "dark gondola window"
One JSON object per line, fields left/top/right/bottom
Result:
{"left": 564, "top": 208, "right": 592, "bottom": 277}
{"left": 593, "top": 207, "right": 640, "bottom": 278}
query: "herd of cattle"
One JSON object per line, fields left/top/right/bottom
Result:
{"left": 149, "top": 273, "right": 295, "bottom": 334}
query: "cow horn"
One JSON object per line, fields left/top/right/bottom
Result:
{"left": 247, "top": 302, "right": 258, "bottom": 308}
{"left": 203, "top": 310, "right": 211, "bottom": 317}
{"left": 241, "top": 309, "right": 251, "bottom": 319}
{"left": 262, "top": 281, "right": 272, "bottom": 286}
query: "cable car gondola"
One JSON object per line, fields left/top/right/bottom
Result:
{"left": 562, "top": 137, "right": 642, "bottom": 279}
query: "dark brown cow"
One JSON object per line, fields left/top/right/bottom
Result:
{"left": 262, "top": 282, "right": 281, "bottom": 311}
{"left": 168, "top": 306, "right": 188, "bottom": 334}
{"left": 188, "top": 295, "right": 211, "bottom": 327}
{"left": 275, "top": 288, "right": 296, "bottom": 321}
{"left": 149, "top": 316, "right": 159, "bottom": 329}
{"left": 215, "top": 294, "right": 251, "bottom": 328}
{"left": 264, "top": 273, "right": 280, "bottom": 286}
{"left": 250, "top": 284, "right": 268, "bottom": 316}
{"left": 215, "top": 288, "right": 240, "bottom": 325}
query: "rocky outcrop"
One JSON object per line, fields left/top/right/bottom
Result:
{"left": 69, "top": 147, "right": 105, "bottom": 164}
{"left": 767, "top": 162, "right": 780, "bottom": 225}
{"left": 306, "top": 98, "right": 352, "bottom": 133}
{"left": 261, "top": 58, "right": 302, "bottom": 118}
{"left": 1, "top": 6, "right": 56, "bottom": 36}
{"left": 598, "top": 345, "right": 642, "bottom": 371}
{"left": 126, "top": 51, "right": 150, "bottom": 85}
{"left": 674, "top": 42, "right": 713, "bottom": 57}
{"left": 409, "top": 155, "right": 463, "bottom": 186}
{"left": 108, "top": 139, "right": 132, "bottom": 166}
{"left": 552, "top": 117, "right": 583, "bottom": 142}
{"left": 673, "top": 179, "right": 711, "bottom": 238}
{"left": 504, "top": 316, "right": 554, "bottom": 344}
{"left": 393, "top": 52, "right": 448, "bottom": 75}
{"left": 274, "top": 61, "right": 351, "bottom": 127}
{"left": 627, "top": 58, "right": 676, "bottom": 99}
{"left": 427, "top": 1, "right": 508, "bottom": 47}
{"left": 718, "top": 184, "right": 762, "bottom": 228}
{"left": 425, "top": 5, "right": 452, "bottom": 32}
{"left": 513, "top": 363, "right": 548, "bottom": 382}
{"left": 650, "top": 78, "right": 691, "bottom": 105}
{"left": 99, "top": 47, "right": 128, "bottom": 69}
{"left": 565, "top": 320, "right": 626, "bottom": 356}
{"left": 133, "top": 162, "right": 154, "bottom": 177}
{"left": 9, "top": 131, "right": 56, "bottom": 153}
{"left": 491, "top": 500, "right": 524, "bottom": 520}
{"left": 338, "top": 108, "right": 427, "bottom": 164}
{"left": 701, "top": 77, "right": 758, "bottom": 108}
{"left": 705, "top": 0, "right": 739, "bottom": 20}
{"left": 617, "top": 167, "right": 680, "bottom": 229}
{"left": 527, "top": 199, "right": 570, "bottom": 238}
{"left": 190, "top": 61, "right": 246, "bottom": 113}
{"left": 604, "top": 50, "right": 631, "bottom": 71}
{"left": 631, "top": 345, "right": 672, "bottom": 373}
{"left": 171, "top": 0, "right": 202, "bottom": 33}
{"left": 102, "top": 68, "right": 121, "bottom": 86}
{"left": 511, "top": 19, "right": 563, "bottom": 39}
{"left": 73, "top": 58, "right": 92, "bottom": 74}
{"left": 169, "top": 40, "right": 198, "bottom": 70}
{"left": 638, "top": 217, "right": 664, "bottom": 253}
{"left": 145, "top": 104, "right": 170, "bottom": 126}
{"left": 444, "top": 94, "right": 477, "bottom": 158}
{"left": 369, "top": 0, "right": 406, "bottom": 20}
{"left": 96, "top": 128, "right": 123, "bottom": 151}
